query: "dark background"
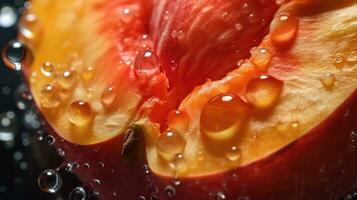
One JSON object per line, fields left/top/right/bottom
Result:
{"left": 0, "top": 0, "right": 80, "bottom": 199}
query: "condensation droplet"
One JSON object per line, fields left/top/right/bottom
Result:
{"left": 134, "top": 50, "right": 160, "bottom": 78}
{"left": 200, "top": 94, "right": 250, "bottom": 141}
{"left": 270, "top": 15, "right": 299, "bottom": 47}
{"left": 156, "top": 130, "right": 186, "bottom": 161}
{"left": 225, "top": 146, "right": 241, "bottom": 162}
{"left": 320, "top": 73, "right": 335, "bottom": 89}
{"left": 101, "top": 87, "right": 116, "bottom": 108}
{"left": 164, "top": 185, "right": 176, "bottom": 198}
{"left": 246, "top": 75, "right": 283, "bottom": 109}
{"left": 250, "top": 48, "right": 272, "bottom": 71}
{"left": 167, "top": 109, "right": 190, "bottom": 134}
{"left": 169, "top": 154, "right": 188, "bottom": 175}
{"left": 40, "top": 62, "right": 54, "bottom": 77}
{"left": 40, "top": 84, "right": 60, "bottom": 109}
{"left": 68, "top": 101, "right": 94, "bottom": 127}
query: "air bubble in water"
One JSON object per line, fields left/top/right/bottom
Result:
{"left": 37, "top": 169, "right": 62, "bottom": 193}
{"left": 165, "top": 185, "right": 176, "bottom": 198}
{"left": 69, "top": 186, "right": 87, "bottom": 200}
{"left": 45, "top": 135, "right": 55, "bottom": 145}
{"left": 2, "top": 40, "right": 32, "bottom": 71}
{"left": 216, "top": 191, "right": 226, "bottom": 200}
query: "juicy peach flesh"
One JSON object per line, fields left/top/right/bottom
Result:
{"left": 23, "top": 0, "right": 357, "bottom": 178}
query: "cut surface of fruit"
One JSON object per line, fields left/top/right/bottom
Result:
{"left": 24, "top": 0, "right": 356, "bottom": 183}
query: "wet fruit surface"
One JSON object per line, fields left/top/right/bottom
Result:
{"left": 9, "top": 0, "right": 357, "bottom": 199}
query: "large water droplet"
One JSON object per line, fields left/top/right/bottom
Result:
{"left": 37, "top": 169, "right": 62, "bottom": 193}
{"left": 2, "top": 40, "right": 32, "bottom": 71}
{"left": 69, "top": 186, "right": 87, "bottom": 200}
{"left": 156, "top": 130, "right": 186, "bottom": 161}
{"left": 245, "top": 75, "right": 283, "bottom": 109}
{"left": 68, "top": 101, "right": 93, "bottom": 127}
{"left": 134, "top": 50, "right": 160, "bottom": 78}
{"left": 165, "top": 185, "right": 176, "bottom": 198}
{"left": 200, "top": 94, "right": 250, "bottom": 141}
{"left": 270, "top": 15, "right": 299, "bottom": 47}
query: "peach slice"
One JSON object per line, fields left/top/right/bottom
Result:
{"left": 11, "top": 0, "right": 357, "bottom": 199}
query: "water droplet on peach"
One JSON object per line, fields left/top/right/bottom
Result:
{"left": 101, "top": 87, "right": 116, "bottom": 108}
{"left": 156, "top": 130, "right": 186, "bottom": 161}
{"left": 320, "top": 73, "right": 335, "bottom": 89}
{"left": 334, "top": 55, "right": 346, "bottom": 69}
{"left": 57, "top": 70, "right": 77, "bottom": 90}
{"left": 270, "top": 15, "right": 299, "bottom": 47}
{"left": 169, "top": 154, "right": 188, "bottom": 175}
{"left": 200, "top": 94, "right": 250, "bottom": 141}
{"left": 246, "top": 75, "right": 283, "bottom": 109}
{"left": 41, "top": 62, "right": 54, "bottom": 77}
{"left": 225, "top": 146, "right": 241, "bottom": 162}
{"left": 167, "top": 109, "right": 190, "bottom": 133}
{"left": 134, "top": 50, "right": 160, "bottom": 78}
{"left": 81, "top": 66, "right": 94, "bottom": 84}
{"left": 40, "top": 84, "right": 60, "bottom": 109}
{"left": 68, "top": 101, "right": 93, "bottom": 127}
{"left": 250, "top": 48, "right": 272, "bottom": 71}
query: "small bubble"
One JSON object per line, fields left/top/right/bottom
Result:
{"left": 38, "top": 169, "right": 62, "bottom": 193}
{"left": 91, "top": 179, "right": 101, "bottom": 186}
{"left": 156, "top": 130, "right": 186, "bottom": 161}
{"left": 134, "top": 50, "right": 160, "bottom": 78}
{"left": 69, "top": 186, "right": 87, "bottom": 200}
{"left": 57, "top": 70, "right": 77, "bottom": 90}
{"left": 216, "top": 191, "right": 226, "bottom": 200}
{"left": 40, "top": 84, "right": 60, "bottom": 109}
{"left": 46, "top": 135, "right": 55, "bottom": 145}
{"left": 169, "top": 154, "right": 188, "bottom": 175}
{"left": 270, "top": 15, "right": 299, "bottom": 47}
{"left": 143, "top": 164, "right": 150, "bottom": 174}
{"left": 56, "top": 148, "right": 65, "bottom": 157}
{"left": 82, "top": 163, "right": 90, "bottom": 169}
{"left": 235, "top": 23, "right": 243, "bottom": 32}
{"left": 225, "top": 146, "right": 241, "bottom": 162}
{"left": 165, "top": 185, "right": 176, "bottom": 198}
{"left": 101, "top": 87, "right": 116, "bottom": 108}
